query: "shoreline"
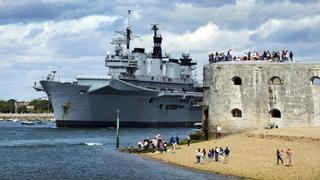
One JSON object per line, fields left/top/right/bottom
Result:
{"left": 139, "top": 126, "right": 320, "bottom": 180}
{"left": 0, "top": 113, "right": 54, "bottom": 121}
{"left": 140, "top": 153, "right": 241, "bottom": 179}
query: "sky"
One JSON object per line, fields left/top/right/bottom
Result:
{"left": 0, "top": 0, "right": 319, "bottom": 101}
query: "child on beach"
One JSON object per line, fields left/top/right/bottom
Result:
{"left": 196, "top": 149, "right": 201, "bottom": 163}
{"left": 202, "top": 149, "right": 206, "bottom": 162}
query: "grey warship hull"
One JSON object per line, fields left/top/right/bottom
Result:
{"left": 41, "top": 78, "right": 202, "bottom": 128}
{"left": 36, "top": 19, "right": 203, "bottom": 128}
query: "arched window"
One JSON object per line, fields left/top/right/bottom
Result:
{"left": 270, "top": 76, "right": 282, "bottom": 85}
{"left": 231, "top": 108, "right": 242, "bottom": 118}
{"left": 269, "top": 109, "right": 281, "bottom": 118}
{"left": 311, "top": 76, "right": 320, "bottom": 85}
{"left": 232, "top": 76, "right": 242, "bottom": 85}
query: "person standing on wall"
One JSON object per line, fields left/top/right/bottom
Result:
{"left": 289, "top": 51, "right": 293, "bottom": 61}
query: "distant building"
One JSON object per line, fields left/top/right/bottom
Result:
{"left": 15, "top": 101, "right": 34, "bottom": 113}
{"left": 15, "top": 101, "right": 29, "bottom": 107}
{"left": 26, "top": 105, "right": 35, "bottom": 112}
{"left": 202, "top": 62, "right": 320, "bottom": 134}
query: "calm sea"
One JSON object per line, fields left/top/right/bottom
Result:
{"left": 0, "top": 121, "right": 233, "bottom": 180}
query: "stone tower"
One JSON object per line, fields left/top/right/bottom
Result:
{"left": 203, "top": 62, "right": 320, "bottom": 134}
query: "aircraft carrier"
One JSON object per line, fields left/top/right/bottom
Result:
{"left": 34, "top": 11, "right": 203, "bottom": 128}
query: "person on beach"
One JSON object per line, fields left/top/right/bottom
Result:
{"left": 208, "top": 150, "right": 212, "bottom": 162}
{"left": 169, "top": 136, "right": 174, "bottom": 145}
{"left": 172, "top": 140, "right": 177, "bottom": 153}
{"left": 187, "top": 135, "right": 191, "bottom": 146}
{"left": 276, "top": 149, "right": 283, "bottom": 165}
{"left": 144, "top": 140, "right": 149, "bottom": 150}
{"left": 219, "top": 147, "right": 224, "bottom": 162}
{"left": 159, "top": 142, "right": 164, "bottom": 153}
{"left": 175, "top": 136, "right": 180, "bottom": 145}
{"left": 152, "top": 138, "right": 157, "bottom": 150}
{"left": 202, "top": 149, "right": 206, "bottom": 162}
{"left": 215, "top": 147, "right": 219, "bottom": 162}
{"left": 196, "top": 149, "right": 201, "bottom": 163}
{"left": 216, "top": 126, "right": 222, "bottom": 139}
{"left": 224, "top": 147, "right": 230, "bottom": 164}
{"left": 211, "top": 148, "right": 215, "bottom": 161}
{"left": 164, "top": 142, "right": 167, "bottom": 152}
{"left": 286, "top": 148, "right": 292, "bottom": 166}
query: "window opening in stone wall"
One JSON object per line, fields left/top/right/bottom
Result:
{"left": 231, "top": 108, "right": 242, "bottom": 117}
{"left": 232, "top": 76, "right": 242, "bottom": 85}
{"left": 270, "top": 76, "right": 282, "bottom": 85}
{"left": 270, "top": 109, "right": 281, "bottom": 118}
{"left": 311, "top": 76, "right": 320, "bottom": 85}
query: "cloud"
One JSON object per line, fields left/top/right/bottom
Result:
{"left": 251, "top": 16, "right": 320, "bottom": 43}
{"left": 0, "top": 15, "right": 118, "bottom": 59}
{"left": 0, "top": 0, "right": 319, "bottom": 100}
{"left": 0, "top": 61, "right": 11, "bottom": 70}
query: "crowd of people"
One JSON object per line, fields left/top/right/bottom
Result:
{"left": 136, "top": 132, "right": 294, "bottom": 169}
{"left": 196, "top": 147, "right": 230, "bottom": 164}
{"left": 208, "top": 50, "right": 294, "bottom": 63}
{"left": 137, "top": 134, "right": 181, "bottom": 153}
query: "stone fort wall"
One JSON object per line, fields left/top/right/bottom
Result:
{"left": 202, "top": 62, "right": 320, "bottom": 134}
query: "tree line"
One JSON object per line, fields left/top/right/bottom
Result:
{"left": 0, "top": 99, "right": 53, "bottom": 113}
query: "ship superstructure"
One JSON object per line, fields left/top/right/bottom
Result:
{"left": 35, "top": 11, "right": 202, "bottom": 127}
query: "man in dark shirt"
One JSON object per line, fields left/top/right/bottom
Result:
{"left": 224, "top": 147, "right": 230, "bottom": 164}
{"left": 276, "top": 149, "right": 283, "bottom": 165}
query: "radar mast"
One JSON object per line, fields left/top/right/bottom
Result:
{"left": 151, "top": 24, "right": 162, "bottom": 59}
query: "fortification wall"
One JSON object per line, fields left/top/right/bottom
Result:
{"left": 203, "top": 62, "right": 320, "bottom": 134}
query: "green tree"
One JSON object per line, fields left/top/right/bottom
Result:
{"left": 0, "top": 99, "right": 16, "bottom": 113}
{"left": 29, "top": 99, "right": 53, "bottom": 113}
{"left": 7, "top": 99, "right": 16, "bottom": 113}
{"left": 17, "top": 105, "right": 29, "bottom": 113}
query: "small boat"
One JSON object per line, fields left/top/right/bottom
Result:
{"left": 84, "top": 143, "right": 103, "bottom": 146}
{"left": 34, "top": 119, "right": 43, "bottom": 124}
{"left": 21, "top": 121, "right": 35, "bottom": 125}
{"left": 12, "top": 119, "right": 19, "bottom": 122}
{"left": 193, "top": 122, "right": 202, "bottom": 128}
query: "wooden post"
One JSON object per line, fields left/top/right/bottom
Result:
{"left": 116, "top": 108, "right": 120, "bottom": 148}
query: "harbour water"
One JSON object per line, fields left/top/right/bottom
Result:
{"left": 0, "top": 121, "right": 233, "bottom": 179}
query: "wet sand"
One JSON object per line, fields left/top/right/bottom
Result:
{"left": 143, "top": 126, "right": 320, "bottom": 180}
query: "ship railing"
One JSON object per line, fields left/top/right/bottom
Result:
{"left": 157, "top": 91, "right": 183, "bottom": 97}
